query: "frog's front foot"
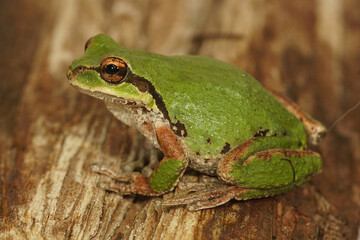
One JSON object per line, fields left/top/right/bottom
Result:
{"left": 91, "top": 125, "right": 189, "bottom": 196}
{"left": 92, "top": 164, "right": 163, "bottom": 196}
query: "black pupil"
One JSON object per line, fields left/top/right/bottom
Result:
{"left": 105, "top": 64, "right": 119, "bottom": 74}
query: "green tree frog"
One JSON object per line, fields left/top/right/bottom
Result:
{"left": 67, "top": 34, "right": 326, "bottom": 210}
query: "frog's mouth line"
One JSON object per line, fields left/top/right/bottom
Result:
{"left": 70, "top": 82, "right": 144, "bottom": 107}
{"left": 67, "top": 66, "right": 139, "bottom": 105}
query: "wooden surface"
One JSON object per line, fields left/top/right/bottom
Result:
{"left": 1, "top": 0, "right": 359, "bottom": 239}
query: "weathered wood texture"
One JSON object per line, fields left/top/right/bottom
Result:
{"left": 1, "top": 0, "right": 359, "bottom": 239}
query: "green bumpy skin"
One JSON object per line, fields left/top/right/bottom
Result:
{"left": 233, "top": 152, "right": 322, "bottom": 189}
{"left": 226, "top": 136, "right": 322, "bottom": 190}
{"left": 69, "top": 34, "right": 306, "bottom": 159}
{"left": 233, "top": 151, "right": 322, "bottom": 200}
{"left": 150, "top": 159, "right": 186, "bottom": 192}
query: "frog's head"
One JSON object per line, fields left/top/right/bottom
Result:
{"left": 67, "top": 34, "right": 157, "bottom": 108}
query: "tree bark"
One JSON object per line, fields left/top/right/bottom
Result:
{"left": 1, "top": 0, "right": 359, "bottom": 239}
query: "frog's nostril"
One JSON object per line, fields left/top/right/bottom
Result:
{"left": 66, "top": 70, "right": 72, "bottom": 80}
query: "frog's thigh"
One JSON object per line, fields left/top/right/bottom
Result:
{"left": 218, "top": 136, "right": 302, "bottom": 183}
{"left": 218, "top": 147, "right": 322, "bottom": 190}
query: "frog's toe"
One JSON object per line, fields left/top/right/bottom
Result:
{"left": 91, "top": 163, "right": 137, "bottom": 182}
{"left": 98, "top": 172, "right": 163, "bottom": 196}
{"left": 92, "top": 166, "right": 163, "bottom": 196}
{"left": 162, "top": 185, "right": 246, "bottom": 211}
{"left": 177, "top": 175, "right": 223, "bottom": 192}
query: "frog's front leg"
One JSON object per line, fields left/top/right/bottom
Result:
{"left": 95, "top": 125, "right": 188, "bottom": 196}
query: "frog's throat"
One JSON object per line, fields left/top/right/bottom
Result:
{"left": 68, "top": 65, "right": 188, "bottom": 138}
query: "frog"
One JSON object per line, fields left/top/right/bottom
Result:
{"left": 67, "top": 34, "right": 326, "bottom": 211}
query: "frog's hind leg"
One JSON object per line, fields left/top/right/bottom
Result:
{"left": 93, "top": 125, "right": 188, "bottom": 196}
{"left": 163, "top": 147, "right": 321, "bottom": 211}
{"left": 266, "top": 88, "right": 326, "bottom": 144}
{"left": 217, "top": 145, "right": 322, "bottom": 198}
{"left": 223, "top": 149, "right": 321, "bottom": 187}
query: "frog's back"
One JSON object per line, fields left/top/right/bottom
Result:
{"left": 120, "top": 49, "right": 306, "bottom": 158}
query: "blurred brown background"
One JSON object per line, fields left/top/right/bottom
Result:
{"left": 1, "top": 0, "right": 359, "bottom": 239}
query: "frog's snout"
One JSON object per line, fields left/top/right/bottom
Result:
{"left": 66, "top": 66, "right": 85, "bottom": 82}
{"left": 66, "top": 70, "right": 73, "bottom": 81}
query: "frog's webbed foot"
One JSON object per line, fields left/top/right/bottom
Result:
{"left": 162, "top": 178, "right": 308, "bottom": 211}
{"left": 162, "top": 176, "right": 307, "bottom": 211}
{"left": 163, "top": 183, "right": 246, "bottom": 211}
{"left": 91, "top": 164, "right": 163, "bottom": 196}
{"left": 120, "top": 134, "right": 160, "bottom": 177}
{"left": 89, "top": 135, "right": 161, "bottom": 196}
{"left": 92, "top": 125, "right": 188, "bottom": 196}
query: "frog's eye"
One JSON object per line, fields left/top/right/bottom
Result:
{"left": 100, "top": 57, "right": 128, "bottom": 84}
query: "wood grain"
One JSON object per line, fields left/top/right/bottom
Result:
{"left": 1, "top": 0, "right": 359, "bottom": 239}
